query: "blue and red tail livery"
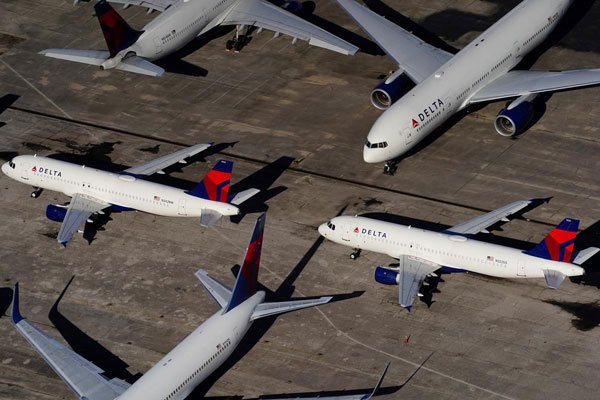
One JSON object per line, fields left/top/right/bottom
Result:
{"left": 95, "top": 0, "right": 142, "bottom": 57}
{"left": 225, "top": 214, "right": 266, "bottom": 312}
{"left": 188, "top": 160, "right": 233, "bottom": 202}
{"left": 526, "top": 218, "right": 579, "bottom": 262}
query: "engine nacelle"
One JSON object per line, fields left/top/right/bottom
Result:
{"left": 374, "top": 266, "right": 400, "bottom": 285}
{"left": 494, "top": 94, "right": 538, "bottom": 136}
{"left": 46, "top": 204, "right": 68, "bottom": 222}
{"left": 283, "top": 0, "right": 303, "bottom": 13}
{"left": 370, "top": 70, "right": 413, "bottom": 110}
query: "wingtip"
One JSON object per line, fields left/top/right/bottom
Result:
{"left": 403, "top": 305, "right": 412, "bottom": 313}
{"left": 11, "top": 282, "right": 23, "bottom": 324}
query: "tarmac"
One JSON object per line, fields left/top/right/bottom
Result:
{"left": 0, "top": 0, "right": 599, "bottom": 399}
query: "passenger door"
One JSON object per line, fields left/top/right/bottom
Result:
{"left": 178, "top": 198, "right": 186, "bottom": 216}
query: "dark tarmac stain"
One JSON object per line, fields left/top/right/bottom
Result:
{"left": 363, "top": 197, "right": 383, "bottom": 207}
{"left": 0, "top": 33, "right": 25, "bottom": 55}
{"left": 22, "top": 142, "right": 51, "bottom": 152}
{"left": 139, "top": 144, "right": 161, "bottom": 154}
{"left": 544, "top": 300, "right": 600, "bottom": 331}
{"left": 63, "top": 140, "right": 122, "bottom": 157}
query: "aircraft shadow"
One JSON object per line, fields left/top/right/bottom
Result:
{"left": 229, "top": 156, "right": 295, "bottom": 223}
{"left": 0, "top": 287, "right": 13, "bottom": 319}
{"left": 543, "top": 299, "right": 600, "bottom": 331}
{"left": 189, "top": 206, "right": 361, "bottom": 399}
{"left": 48, "top": 276, "right": 142, "bottom": 383}
{"left": 0, "top": 93, "right": 19, "bottom": 114}
{"left": 0, "top": 151, "right": 18, "bottom": 162}
{"left": 571, "top": 219, "right": 600, "bottom": 288}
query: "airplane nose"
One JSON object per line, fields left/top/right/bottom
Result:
{"left": 363, "top": 146, "right": 388, "bottom": 164}
{"left": 1, "top": 162, "right": 9, "bottom": 175}
{"left": 318, "top": 223, "right": 327, "bottom": 237}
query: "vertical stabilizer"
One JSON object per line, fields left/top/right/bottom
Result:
{"left": 225, "top": 214, "right": 265, "bottom": 312}
{"left": 95, "top": 0, "right": 142, "bottom": 57}
{"left": 188, "top": 160, "right": 233, "bottom": 202}
{"left": 526, "top": 218, "right": 579, "bottom": 262}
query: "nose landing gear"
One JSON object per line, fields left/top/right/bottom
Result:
{"left": 31, "top": 187, "right": 43, "bottom": 198}
{"left": 383, "top": 160, "right": 398, "bottom": 175}
{"left": 350, "top": 249, "right": 361, "bottom": 260}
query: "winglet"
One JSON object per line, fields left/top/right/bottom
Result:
{"left": 364, "top": 363, "right": 390, "bottom": 399}
{"left": 224, "top": 213, "right": 266, "bottom": 313}
{"left": 11, "top": 282, "right": 23, "bottom": 324}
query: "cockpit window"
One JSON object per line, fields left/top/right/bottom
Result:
{"left": 365, "top": 141, "right": 388, "bottom": 149}
{"left": 326, "top": 221, "right": 336, "bottom": 231}
{"left": 8, "top": 161, "right": 15, "bottom": 169}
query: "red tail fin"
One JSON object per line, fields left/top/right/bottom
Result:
{"left": 526, "top": 218, "right": 579, "bottom": 262}
{"left": 95, "top": 0, "right": 142, "bottom": 57}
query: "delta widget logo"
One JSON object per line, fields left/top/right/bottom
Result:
{"left": 32, "top": 166, "right": 37, "bottom": 172}
{"left": 354, "top": 227, "right": 359, "bottom": 233}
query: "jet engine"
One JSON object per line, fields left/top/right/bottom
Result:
{"left": 494, "top": 94, "right": 538, "bottom": 136}
{"left": 371, "top": 70, "right": 414, "bottom": 110}
{"left": 46, "top": 204, "right": 68, "bottom": 222}
{"left": 283, "top": 0, "right": 303, "bottom": 13}
{"left": 374, "top": 266, "right": 400, "bottom": 285}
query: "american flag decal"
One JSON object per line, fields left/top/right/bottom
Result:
{"left": 153, "top": 195, "right": 160, "bottom": 201}
{"left": 487, "top": 256, "right": 494, "bottom": 261}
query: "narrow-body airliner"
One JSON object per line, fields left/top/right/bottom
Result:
{"left": 319, "top": 199, "right": 598, "bottom": 311}
{"left": 1, "top": 143, "right": 259, "bottom": 246}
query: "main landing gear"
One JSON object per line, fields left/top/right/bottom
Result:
{"left": 226, "top": 25, "right": 251, "bottom": 52}
{"left": 350, "top": 248, "right": 361, "bottom": 260}
{"left": 383, "top": 160, "right": 398, "bottom": 175}
{"left": 31, "top": 187, "right": 43, "bottom": 198}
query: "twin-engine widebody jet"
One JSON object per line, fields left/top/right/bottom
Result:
{"left": 40, "top": 0, "right": 358, "bottom": 76}
{"left": 1, "top": 143, "right": 259, "bottom": 246}
{"left": 10, "top": 214, "right": 388, "bottom": 400}
{"left": 319, "top": 199, "right": 598, "bottom": 311}
{"left": 335, "top": 0, "right": 600, "bottom": 173}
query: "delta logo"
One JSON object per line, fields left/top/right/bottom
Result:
{"left": 412, "top": 98, "right": 445, "bottom": 127}
{"left": 354, "top": 226, "right": 387, "bottom": 238}
{"left": 354, "top": 227, "right": 359, "bottom": 233}
{"left": 411, "top": 119, "right": 419, "bottom": 128}
{"left": 32, "top": 166, "right": 62, "bottom": 177}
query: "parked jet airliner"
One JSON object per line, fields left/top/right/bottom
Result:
{"left": 39, "top": 0, "right": 358, "bottom": 76}
{"left": 319, "top": 199, "right": 598, "bottom": 311}
{"left": 335, "top": 0, "right": 600, "bottom": 173}
{"left": 1, "top": 143, "right": 259, "bottom": 246}
{"left": 11, "top": 214, "right": 388, "bottom": 400}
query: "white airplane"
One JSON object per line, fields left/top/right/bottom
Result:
{"left": 39, "top": 0, "right": 358, "bottom": 76}
{"left": 335, "top": 0, "right": 600, "bottom": 173}
{"left": 319, "top": 199, "right": 599, "bottom": 311}
{"left": 10, "top": 214, "right": 389, "bottom": 400}
{"left": 1, "top": 143, "right": 260, "bottom": 246}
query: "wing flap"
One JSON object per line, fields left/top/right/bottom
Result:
{"left": 124, "top": 143, "right": 212, "bottom": 176}
{"left": 470, "top": 69, "right": 600, "bottom": 103}
{"left": 97, "top": 0, "right": 174, "bottom": 12}
{"left": 334, "top": 0, "right": 451, "bottom": 82}
{"left": 194, "top": 269, "right": 232, "bottom": 308}
{"left": 11, "top": 283, "right": 127, "bottom": 400}
{"left": 397, "top": 256, "right": 438, "bottom": 311}
{"left": 251, "top": 297, "right": 332, "bottom": 320}
{"left": 446, "top": 199, "right": 533, "bottom": 236}
{"left": 220, "top": 0, "right": 358, "bottom": 55}
{"left": 57, "top": 194, "right": 108, "bottom": 246}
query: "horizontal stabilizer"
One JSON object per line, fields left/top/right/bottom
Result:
{"left": 195, "top": 269, "right": 232, "bottom": 308}
{"left": 200, "top": 209, "right": 223, "bottom": 227}
{"left": 251, "top": 296, "right": 332, "bottom": 320}
{"left": 572, "top": 247, "right": 600, "bottom": 266}
{"left": 39, "top": 49, "right": 109, "bottom": 66}
{"left": 117, "top": 56, "right": 165, "bottom": 77}
{"left": 543, "top": 269, "right": 566, "bottom": 289}
{"left": 229, "top": 188, "right": 260, "bottom": 206}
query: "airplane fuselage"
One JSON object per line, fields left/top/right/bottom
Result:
{"left": 124, "top": 0, "right": 239, "bottom": 61}
{"left": 364, "top": 0, "right": 572, "bottom": 163}
{"left": 319, "top": 216, "right": 584, "bottom": 280}
{"left": 118, "top": 292, "right": 263, "bottom": 400}
{"left": 1, "top": 155, "right": 239, "bottom": 217}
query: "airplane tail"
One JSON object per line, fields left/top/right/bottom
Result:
{"left": 526, "top": 218, "right": 578, "bottom": 262}
{"left": 224, "top": 213, "right": 266, "bottom": 312}
{"left": 94, "top": 0, "right": 142, "bottom": 58}
{"left": 188, "top": 160, "right": 233, "bottom": 203}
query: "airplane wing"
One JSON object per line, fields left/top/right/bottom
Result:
{"left": 469, "top": 69, "right": 600, "bottom": 104}
{"left": 395, "top": 255, "right": 438, "bottom": 311}
{"left": 195, "top": 269, "right": 232, "bottom": 308}
{"left": 216, "top": 0, "right": 359, "bottom": 55}
{"left": 10, "top": 283, "right": 130, "bottom": 400}
{"left": 251, "top": 297, "right": 332, "bottom": 320}
{"left": 334, "top": 0, "right": 452, "bottom": 82}
{"left": 57, "top": 193, "right": 108, "bottom": 247}
{"left": 123, "top": 143, "right": 213, "bottom": 176}
{"left": 258, "top": 363, "right": 389, "bottom": 400}
{"left": 445, "top": 199, "right": 533, "bottom": 236}
{"left": 87, "top": 0, "right": 175, "bottom": 13}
